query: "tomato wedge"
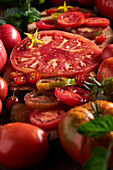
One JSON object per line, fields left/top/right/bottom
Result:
{"left": 57, "top": 11, "right": 85, "bottom": 28}
{"left": 24, "top": 91, "right": 62, "bottom": 110}
{"left": 29, "top": 107, "right": 65, "bottom": 131}
{"left": 26, "top": 71, "right": 41, "bottom": 84}
{"left": 84, "top": 17, "right": 110, "bottom": 27}
{"left": 10, "top": 71, "right": 23, "bottom": 78}
{"left": 54, "top": 86, "right": 89, "bottom": 107}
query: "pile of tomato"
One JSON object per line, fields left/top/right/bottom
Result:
{"left": 0, "top": 1, "right": 113, "bottom": 169}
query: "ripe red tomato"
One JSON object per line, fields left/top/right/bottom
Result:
{"left": 0, "top": 122, "right": 48, "bottom": 168}
{"left": 6, "top": 96, "right": 20, "bottom": 111}
{"left": 14, "top": 76, "right": 26, "bottom": 85}
{"left": 49, "top": 0, "right": 75, "bottom": 6}
{"left": 0, "top": 99, "right": 2, "bottom": 114}
{"left": 58, "top": 100, "right": 113, "bottom": 167}
{"left": 94, "top": 35, "right": 106, "bottom": 44}
{"left": 95, "top": 0, "right": 113, "bottom": 21}
{"left": 27, "top": 71, "right": 41, "bottom": 84}
{"left": 0, "top": 77, "right": 8, "bottom": 101}
{"left": 101, "top": 44, "right": 113, "bottom": 61}
{"left": 76, "top": 0, "right": 95, "bottom": 8}
{"left": 97, "top": 57, "right": 113, "bottom": 82}
{"left": 0, "top": 24, "right": 21, "bottom": 53}
{"left": 75, "top": 73, "right": 90, "bottom": 87}
{"left": 57, "top": 11, "right": 85, "bottom": 28}
{"left": 0, "top": 40, "right": 7, "bottom": 74}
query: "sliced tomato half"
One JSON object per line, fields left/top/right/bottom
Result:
{"left": 26, "top": 71, "right": 41, "bottom": 84}
{"left": 84, "top": 17, "right": 110, "bottom": 27}
{"left": 29, "top": 107, "right": 65, "bottom": 131}
{"left": 57, "top": 11, "right": 85, "bottom": 28}
{"left": 54, "top": 86, "right": 90, "bottom": 107}
{"left": 24, "top": 91, "right": 62, "bottom": 110}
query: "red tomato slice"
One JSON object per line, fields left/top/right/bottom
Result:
{"left": 10, "top": 30, "right": 101, "bottom": 78}
{"left": 35, "top": 20, "right": 63, "bottom": 30}
{"left": 57, "top": 11, "right": 85, "bottom": 28}
{"left": 24, "top": 91, "right": 62, "bottom": 110}
{"left": 26, "top": 71, "right": 41, "bottom": 84}
{"left": 84, "top": 17, "right": 110, "bottom": 27}
{"left": 45, "top": 8, "right": 56, "bottom": 15}
{"left": 14, "top": 76, "right": 26, "bottom": 85}
{"left": 94, "top": 35, "right": 106, "bottom": 44}
{"left": 54, "top": 86, "right": 89, "bottom": 107}
{"left": 29, "top": 107, "right": 65, "bottom": 131}
{"left": 97, "top": 57, "right": 113, "bottom": 82}
{"left": 10, "top": 71, "right": 23, "bottom": 78}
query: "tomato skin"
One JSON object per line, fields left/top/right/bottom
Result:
{"left": 0, "top": 99, "right": 2, "bottom": 114}
{"left": 97, "top": 57, "right": 113, "bottom": 82}
{"left": 0, "top": 122, "right": 48, "bottom": 168}
{"left": 6, "top": 96, "right": 20, "bottom": 111}
{"left": 14, "top": 76, "right": 26, "bottom": 85}
{"left": 0, "top": 24, "right": 21, "bottom": 53}
{"left": 0, "top": 40, "right": 7, "bottom": 74}
{"left": 96, "top": 0, "right": 113, "bottom": 21}
{"left": 58, "top": 100, "right": 113, "bottom": 167}
{"left": 101, "top": 44, "right": 113, "bottom": 61}
{"left": 0, "top": 77, "right": 8, "bottom": 101}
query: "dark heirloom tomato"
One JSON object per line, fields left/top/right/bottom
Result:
{"left": 29, "top": 107, "right": 65, "bottom": 131}
{"left": 84, "top": 17, "right": 110, "bottom": 28}
{"left": 57, "top": 11, "right": 85, "bottom": 28}
{"left": 10, "top": 30, "right": 101, "bottom": 78}
{"left": 97, "top": 57, "right": 113, "bottom": 82}
{"left": 0, "top": 122, "right": 48, "bottom": 168}
{"left": 58, "top": 100, "right": 113, "bottom": 167}
{"left": 0, "top": 40, "right": 7, "bottom": 74}
{"left": 54, "top": 86, "right": 89, "bottom": 107}
{"left": 96, "top": 0, "right": 113, "bottom": 21}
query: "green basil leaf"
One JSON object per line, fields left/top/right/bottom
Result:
{"left": 83, "top": 142, "right": 113, "bottom": 170}
{"left": 39, "top": 0, "right": 45, "bottom": 4}
{"left": 77, "top": 114, "right": 113, "bottom": 137}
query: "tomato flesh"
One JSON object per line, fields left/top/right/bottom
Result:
{"left": 29, "top": 107, "right": 65, "bottom": 130}
{"left": 57, "top": 11, "right": 85, "bottom": 28}
{"left": 14, "top": 76, "right": 26, "bottom": 85}
{"left": 84, "top": 17, "right": 110, "bottom": 27}
{"left": 10, "top": 71, "right": 23, "bottom": 78}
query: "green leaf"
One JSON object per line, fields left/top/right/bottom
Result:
{"left": 39, "top": 0, "right": 45, "bottom": 4}
{"left": 83, "top": 142, "right": 113, "bottom": 170}
{"left": 77, "top": 114, "right": 113, "bottom": 137}
{"left": 4, "top": 7, "right": 20, "bottom": 17}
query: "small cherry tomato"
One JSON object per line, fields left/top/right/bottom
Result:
{"left": 10, "top": 71, "right": 23, "bottom": 78}
{"left": 75, "top": 73, "right": 90, "bottom": 87}
{"left": 6, "top": 96, "right": 20, "bottom": 111}
{"left": 54, "top": 86, "right": 89, "bottom": 107}
{"left": 84, "top": 12, "right": 91, "bottom": 18}
{"left": 29, "top": 107, "right": 66, "bottom": 131}
{"left": 57, "top": 11, "right": 85, "bottom": 28}
{"left": 14, "top": 76, "right": 26, "bottom": 85}
{"left": 94, "top": 35, "right": 106, "bottom": 44}
{"left": 27, "top": 71, "right": 41, "bottom": 84}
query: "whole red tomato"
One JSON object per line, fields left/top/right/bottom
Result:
{"left": 49, "top": 0, "right": 75, "bottom": 6}
{"left": 0, "top": 77, "right": 8, "bottom": 101}
{"left": 95, "top": 0, "right": 113, "bottom": 21}
{"left": 76, "top": 0, "right": 95, "bottom": 8}
{"left": 6, "top": 96, "right": 20, "bottom": 111}
{"left": 0, "top": 40, "right": 7, "bottom": 74}
{"left": 0, "top": 24, "right": 21, "bottom": 53}
{"left": 58, "top": 100, "right": 113, "bottom": 167}
{"left": 101, "top": 44, "right": 113, "bottom": 61}
{"left": 97, "top": 57, "right": 113, "bottom": 82}
{"left": 0, "top": 122, "right": 48, "bottom": 168}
